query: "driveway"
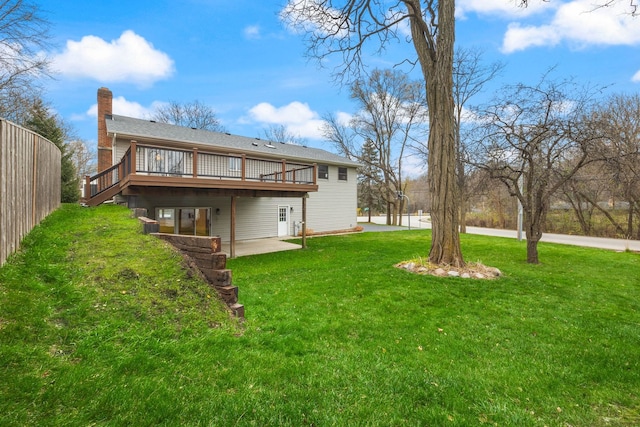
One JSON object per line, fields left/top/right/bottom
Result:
{"left": 358, "top": 215, "right": 640, "bottom": 252}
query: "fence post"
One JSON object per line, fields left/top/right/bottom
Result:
{"left": 31, "top": 134, "right": 38, "bottom": 226}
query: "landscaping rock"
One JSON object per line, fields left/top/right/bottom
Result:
{"left": 487, "top": 267, "right": 502, "bottom": 277}
{"left": 394, "top": 259, "right": 502, "bottom": 280}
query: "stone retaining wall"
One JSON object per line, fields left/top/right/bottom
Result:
{"left": 136, "top": 215, "right": 244, "bottom": 318}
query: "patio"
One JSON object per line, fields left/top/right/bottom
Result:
{"left": 220, "top": 237, "right": 302, "bottom": 257}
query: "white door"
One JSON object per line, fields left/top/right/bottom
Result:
{"left": 277, "top": 206, "right": 289, "bottom": 237}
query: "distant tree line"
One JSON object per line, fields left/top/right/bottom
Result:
{"left": 341, "top": 61, "right": 639, "bottom": 263}
{"left": 398, "top": 87, "right": 639, "bottom": 262}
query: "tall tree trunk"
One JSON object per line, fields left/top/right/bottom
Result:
{"left": 408, "top": 0, "right": 464, "bottom": 266}
{"left": 459, "top": 203, "right": 467, "bottom": 234}
{"left": 526, "top": 236, "right": 540, "bottom": 264}
{"left": 525, "top": 199, "right": 546, "bottom": 264}
{"left": 386, "top": 201, "right": 391, "bottom": 225}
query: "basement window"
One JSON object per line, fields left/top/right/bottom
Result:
{"left": 156, "top": 208, "right": 210, "bottom": 236}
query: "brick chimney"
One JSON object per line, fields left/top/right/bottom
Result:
{"left": 97, "top": 87, "right": 113, "bottom": 173}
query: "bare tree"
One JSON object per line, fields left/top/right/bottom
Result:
{"left": 0, "top": 0, "right": 50, "bottom": 119}
{"left": 151, "top": 100, "right": 226, "bottom": 132}
{"left": 282, "top": 0, "right": 629, "bottom": 266}
{"left": 322, "top": 69, "right": 427, "bottom": 226}
{"left": 262, "top": 124, "right": 305, "bottom": 145}
{"left": 67, "top": 139, "right": 97, "bottom": 181}
{"left": 0, "top": 85, "right": 41, "bottom": 123}
{"left": 592, "top": 93, "right": 640, "bottom": 238}
{"left": 282, "top": 1, "right": 463, "bottom": 265}
{"left": 453, "top": 47, "right": 504, "bottom": 233}
{"left": 559, "top": 163, "right": 610, "bottom": 236}
{"left": 470, "top": 75, "right": 601, "bottom": 263}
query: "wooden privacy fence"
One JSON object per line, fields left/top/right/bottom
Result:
{"left": 0, "top": 118, "right": 61, "bottom": 266}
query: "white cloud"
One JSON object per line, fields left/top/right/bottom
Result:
{"left": 501, "top": 23, "right": 561, "bottom": 52}
{"left": 336, "top": 111, "right": 353, "bottom": 126}
{"left": 632, "top": 69, "right": 640, "bottom": 83}
{"left": 52, "top": 30, "right": 175, "bottom": 86}
{"left": 501, "top": 0, "right": 640, "bottom": 53}
{"left": 403, "top": 154, "right": 427, "bottom": 177}
{"left": 86, "top": 96, "right": 163, "bottom": 119}
{"left": 247, "top": 101, "right": 326, "bottom": 139}
{"left": 457, "top": 0, "right": 555, "bottom": 19}
{"left": 244, "top": 25, "right": 261, "bottom": 39}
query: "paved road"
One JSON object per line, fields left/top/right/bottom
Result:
{"left": 357, "top": 215, "right": 640, "bottom": 252}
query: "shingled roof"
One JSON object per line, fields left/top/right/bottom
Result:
{"left": 105, "top": 114, "right": 359, "bottom": 167}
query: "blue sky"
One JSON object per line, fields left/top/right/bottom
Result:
{"left": 41, "top": 0, "right": 640, "bottom": 175}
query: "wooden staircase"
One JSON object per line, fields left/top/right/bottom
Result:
{"left": 83, "top": 162, "right": 122, "bottom": 206}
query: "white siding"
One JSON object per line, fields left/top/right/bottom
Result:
{"left": 306, "top": 165, "right": 358, "bottom": 233}
{"left": 114, "top": 137, "right": 129, "bottom": 163}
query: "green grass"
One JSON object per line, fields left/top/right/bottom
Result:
{"left": 1, "top": 204, "right": 639, "bottom": 426}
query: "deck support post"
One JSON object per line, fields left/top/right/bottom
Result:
{"left": 302, "top": 193, "right": 308, "bottom": 249}
{"left": 230, "top": 196, "right": 236, "bottom": 258}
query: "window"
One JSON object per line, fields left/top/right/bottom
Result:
{"left": 318, "top": 164, "right": 329, "bottom": 179}
{"left": 157, "top": 208, "right": 175, "bottom": 233}
{"left": 155, "top": 208, "right": 210, "bottom": 236}
{"left": 338, "top": 167, "right": 348, "bottom": 181}
{"left": 228, "top": 157, "right": 241, "bottom": 172}
{"left": 145, "top": 148, "right": 184, "bottom": 175}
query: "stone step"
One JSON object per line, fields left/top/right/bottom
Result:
{"left": 229, "top": 303, "right": 244, "bottom": 318}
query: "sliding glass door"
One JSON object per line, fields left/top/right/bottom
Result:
{"left": 156, "top": 208, "right": 210, "bottom": 236}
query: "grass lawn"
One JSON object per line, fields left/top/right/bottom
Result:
{"left": 1, "top": 204, "right": 639, "bottom": 426}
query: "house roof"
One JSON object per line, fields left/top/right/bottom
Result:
{"left": 105, "top": 114, "right": 360, "bottom": 167}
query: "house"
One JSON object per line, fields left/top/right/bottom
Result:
{"left": 85, "top": 88, "right": 359, "bottom": 256}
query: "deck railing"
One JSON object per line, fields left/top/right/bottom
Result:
{"left": 86, "top": 142, "right": 317, "bottom": 202}
{"left": 86, "top": 162, "right": 120, "bottom": 198}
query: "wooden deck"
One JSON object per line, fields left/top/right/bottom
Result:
{"left": 84, "top": 142, "right": 319, "bottom": 206}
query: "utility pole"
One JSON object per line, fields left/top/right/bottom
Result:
{"left": 397, "top": 191, "right": 411, "bottom": 230}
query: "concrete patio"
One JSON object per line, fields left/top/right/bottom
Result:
{"left": 220, "top": 237, "right": 302, "bottom": 257}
